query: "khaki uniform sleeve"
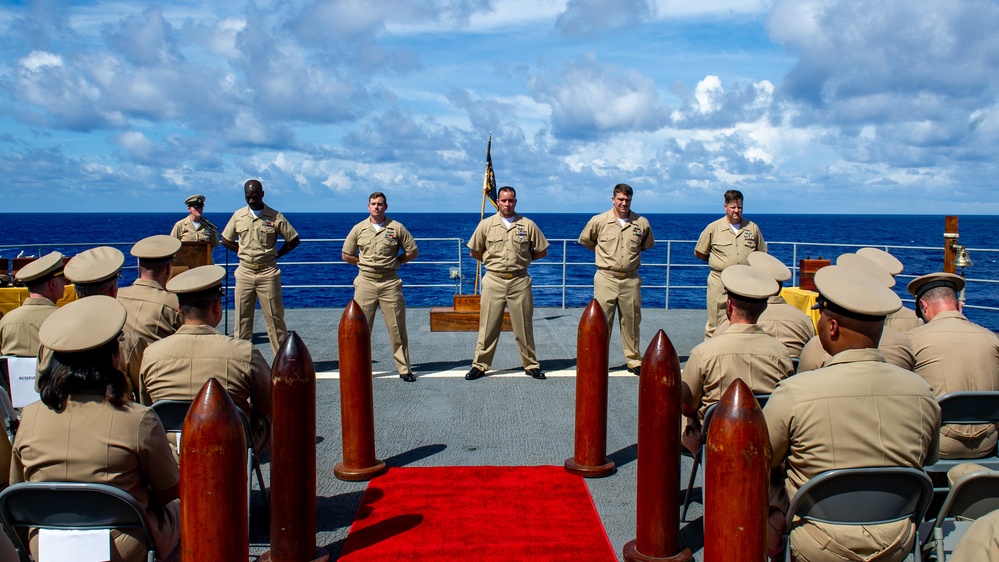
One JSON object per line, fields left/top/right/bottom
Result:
{"left": 170, "top": 220, "right": 184, "bottom": 239}
{"left": 763, "top": 384, "right": 793, "bottom": 467}
{"left": 755, "top": 224, "right": 767, "bottom": 253}
{"left": 342, "top": 223, "right": 361, "bottom": 257}
{"left": 694, "top": 223, "right": 713, "bottom": 257}
{"left": 530, "top": 221, "right": 549, "bottom": 253}
{"left": 577, "top": 216, "right": 598, "bottom": 248}
{"left": 138, "top": 409, "right": 180, "bottom": 492}
{"left": 641, "top": 220, "right": 655, "bottom": 251}
{"left": 681, "top": 347, "right": 706, "bottom": 414}
{"left": 467, "top": 220, "right": 487, "bottom": 253}
{"left": 275, "top": 213, "right": 299, "bottom": 243}
{"left": 397, "top": 223, "right": 417, "bottom": 254}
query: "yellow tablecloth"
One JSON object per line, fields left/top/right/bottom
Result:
{"left": 0, "top": 286, "right": 77, "bottom": 315}
{"left": 781, "top": 286, "right": 820, "bottom": 332}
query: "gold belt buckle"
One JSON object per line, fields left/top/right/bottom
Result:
{"left": 244, "top": 261, "right": 261, "bottom": 271}
{"left": 370, "top": 272, "right": 384, "bottom": 279}
{"left": 615, "top": 271, "right": 627, "bottom": 279}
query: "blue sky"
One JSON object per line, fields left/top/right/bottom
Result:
{"left": 2, "top": 0, "right": 999, "bottom": 215}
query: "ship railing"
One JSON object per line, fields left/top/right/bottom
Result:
{"left": 4, "top": 238, "right": 997, "bottom": 328}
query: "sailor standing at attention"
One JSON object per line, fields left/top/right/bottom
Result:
{"left": 342, "top": 192, "right": 419, "bottom": 382}
{"left": 0, "top": 251, "right": 65, "bottom": 357}
{"left": 221, "top": 179, "right": 300, "bottom": 355}
{"left": 578, "top": 183, "right": 654, "bottom": 376}
{"left": 170, "top": 194, "right": 221, "bottom": 255}
{"left": 117, "top": 235, "right": 184, "bottom": 346}
{"left": 464, "top": 186, "right": 549, "bottom": 381}
{"left": 694, "top": 189, "right": 767, "bottom": 339}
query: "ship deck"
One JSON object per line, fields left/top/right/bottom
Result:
{"left": 240, "top": 306, "right": 710, "bottom": 560}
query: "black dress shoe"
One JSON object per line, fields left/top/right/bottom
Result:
{"left": 399, "top": 372, "right": 416, "bottom": 382}
{"left": 525, "top": 368, "right": 546, "bottom": 380}
{"left": 465, "top": 367, "right": 486, "bottom": 380}
{"left": 627, "top": 366, "right": 641, "bottom": 376}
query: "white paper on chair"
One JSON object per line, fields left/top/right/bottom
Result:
{"left": 6, "top": 357, "right": 40, "bottom": 408}
{"left": 38, "top": 528, "right": 111, "bottom": 562}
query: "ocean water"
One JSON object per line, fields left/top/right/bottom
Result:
{"left": 3, "top": 213, "right": 997, "bottom": 329}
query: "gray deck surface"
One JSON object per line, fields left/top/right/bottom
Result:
{"left": 235, "top": 306, "right": 711, "bottom": 561}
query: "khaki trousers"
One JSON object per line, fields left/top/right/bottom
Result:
{"left": 473, "top": 273, "right": 538, "bottom": 371}
{"left": 703, "top": 269, "right": 725, "bottom": 339}
{"left": 234, "top": 264, "right": 286, "bottom": 355}
{"left": 353, "top": 273, "right": 411, "bottom": 374}
{"left": 939, "top": 429, "right": 998, "bottom": 460}
{"left": 593, "top": 270, "right": 643, "bottom": 369}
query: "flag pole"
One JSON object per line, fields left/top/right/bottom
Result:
{"left": 475, "top": 132, "right": 492, "bottom": 296}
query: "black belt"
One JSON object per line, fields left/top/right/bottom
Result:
{"left": 360, "top": 270, "right": 397, "bottom": 280}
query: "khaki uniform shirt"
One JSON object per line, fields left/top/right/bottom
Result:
{"left": 342, "top": 217, "right": 417, "bottom": 273}
{"left": 716, "top": 295, "right": 815, "bottom": 359}
{"left": 908, "top": 310, "right": 999, "bottom": 441}
{"left": 11, "top": 395, "right": 179, "bottom": 559}
{"left": 577, "top": 210, "right": 654, "bottom": 272}
{"left": 886, "top": 306, "right": 922, "bottom": 333}
{"left": 170, "top": 216, "right": 220, "bottom": 247}
{"left": 951, "top": 509, "right": 999, "bottom": 562}
{"left": 221, "top": 204, "right": 299, "bottom": 264}
{"left": 468, "top": 213, "right": 549, "bottom": 273}
{"left": 0, "top": 297, "right": 57, "bottom": 356}
{"left": 797, "top": 327, "right": 915, "bottom": 373}
{"left": 764, "top": 348, "right": 939, "bottom": 558}
{"left": 139, "top": 324, "right": 271, "bottom": 418}
{"left": 117, "top": 279, "right": 183, "bottom": 345}
{"left": 682, "top": 323, "right": 793, "bottom": 418}
{"left": 694, "top": 216, "right": 766, "bottom": 271}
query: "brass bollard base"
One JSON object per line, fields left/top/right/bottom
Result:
{"left": 258, "top": 547, "right": 330, "bottom": 562}
{"left": 334, "top": 460, "right": 387, "bottom": 482}
{"left": 564, "top": 457, "right": 616, "bottom": 478}
{"left": 622, "top": 541, "right": 692, "bottom": 562}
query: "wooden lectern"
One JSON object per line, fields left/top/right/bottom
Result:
{"left": 172, "top": 241, "right": 214, "bottom": 278}
{"left": 429, "top": 294, "right": 512, "bottom": 332}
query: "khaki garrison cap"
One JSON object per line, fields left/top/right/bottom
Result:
{"left": 747, "top": 252, "right": 791, "bottom": 283}
{"left": 131, "top": 235, "right": 181, "bottom": 260}
{"left": 907, "top": 272, "right": 965, "bottom": 299}
{"left": 39, "top": 295, "right": 126, "bottom": 353}
{"left": 721, "top": 264, "right": 779, "bottom": 300}
{"left": 185, "top": 194, "right": 206, "bottom": 206}
{"left": 836, "top": 253, "right": 895, "bottom": 288}
{"left": 856, "top": 247, "right": 904, "bottom": 276}
{"left": 167, "top": 265, "right": 226, "bottom": 294}
{"left": 65, "top": 247, "right": 124, "bottom": 284}
{"left": 813, "top": 265, "right": 901, "bottom": 318}
{"left": 15, "top": 251, "right": 64, "bottom": 283}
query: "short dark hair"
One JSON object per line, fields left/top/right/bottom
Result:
{"left": 244, "top": 179, "right": 263, "bottom": 191}
{"left": 179, "top": 288, "right": 222, "bottom": 318}
{"left": 498, "top": 186, "right": 516, "bottom": 198}
{"left": 74, "top": 278, "right": 118, "bottom": 298}
{"left": 39, "top": 339, "right": 129, "bottom": 410}
{"left": 724, "top": 190, "right": 744, "bottom": 204}
{"left": 730, "top": 294, "right": 767, "bottom": 321}
{"left": 137, "top": 259, "right": 171, "bottom": 276}
{"left": 613, "top": 183, "right": 633, "bottom": 197}
{"left": 369, "top": 192, "right": 387, "bottom": 204}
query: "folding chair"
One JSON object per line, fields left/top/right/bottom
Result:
{"left": 783, "top": 467, "right": 934, "bottom": 562}
{"left": 681, "top": 394, "right": 769, "bottom": 522}
{"left": 923, "top": 391, "right": 999, "bottom": 495}
{"left": 149, "top": 400, "right": 268, "bottom": 513}
{"left": 920, "top": 468, "right": 999, "bottom": 561}
{"left": 0, "top": 481, "right": 173, "bottom": 562}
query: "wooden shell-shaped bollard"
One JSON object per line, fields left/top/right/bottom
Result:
{"left": 181, "top": 378, "right": 248, "bottom": 562}
{"left": 623, "top": 330, "right": 692, "bottom": 562}
{"left": 704, "top": 378, "right": 770, "bottom": 562}
{"left": 565, "top": 299, "right": 615, "bottom": 477}
{"left": 259, "top": 332, "right": 329, "bottom": 562}
{"left": 334, "top": 300, "right": 386, "bottom": 481}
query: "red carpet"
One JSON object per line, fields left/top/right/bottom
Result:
{"left": 338, "top": 465, "right": 618, "bottom": 561}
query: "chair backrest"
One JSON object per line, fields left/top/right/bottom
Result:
{"left": 932, "top": 469, "right": 999, "bottom": 523}
{"left": 786, "top": 467, "right": 933, "bottom": 527}
{"left": 149, "top": 400, "right": 193, "bottom": 433}
{"left": 0, "top": 481, "right": 157, "bottom": 561}
{"left": 702, "top": 394, "right": 769, "bottom": 446}
{"left": 938, "top": 392, "right": 999, "bottom": 425}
